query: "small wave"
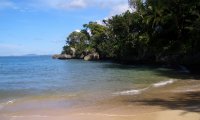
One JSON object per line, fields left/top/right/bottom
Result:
{"left": 6, "top": 99, "right": 16, "bottom": 104}
{"left": 113, "top": 87, "right": 149, "bottom": 95}
{"left": 114, "top": 79, "right": 176, "bottom": 96}
{"left": 0, "top": 99, "right": 16, "bottom": 110}
{"left": 153, "top": 79, "right": 176, "bottom": 87}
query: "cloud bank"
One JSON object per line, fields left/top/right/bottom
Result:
{"left": 0, "top": 0, "right": 17, "bottom": 9}
{"left": 0, "top": 0, "right": 130, "bottom": 15}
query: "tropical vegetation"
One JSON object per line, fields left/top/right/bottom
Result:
{"left": 62, "top": 0, "right": 200, "bottom": 72}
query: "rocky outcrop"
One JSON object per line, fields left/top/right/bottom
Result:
{"left": 70, "top": 47, "right": 76, "bottom": 57}
{"left": 52, "top": 54, "right": 72, "bottom": 60}
{"left": 53, "top": 52, "right": 100, "bottom": 61}
{"left": 84, "top": 53, "right": 100, "bottom": 61}
{"left": 80, "top": 54, "right": 85, "bottom": 59}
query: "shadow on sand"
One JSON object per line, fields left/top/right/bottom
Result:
{"left": 127, "top": 91, "right": 200, "bottom": 113}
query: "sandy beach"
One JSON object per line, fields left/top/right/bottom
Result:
{"left": 1, "top": 0, "right": 200, "bottom": 119}
{"left": 1, "top": 79, "right": 200, "bottom": 120}
{"left": 2, "top": 110, "right": 199, "bottom": 120}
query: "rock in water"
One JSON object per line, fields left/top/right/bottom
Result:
{"left": 84, "top": 53, "right": 99, "bottom": 61}
{"left": 52, "top": 54, "right": 72, "bottom": 60}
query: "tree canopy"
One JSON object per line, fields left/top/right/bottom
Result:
{"left": 62, "top": 0, "right": 200, "bottom": 71}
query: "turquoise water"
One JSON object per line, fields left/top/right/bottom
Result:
{"left": 0, "top": 56, "right": 175, "bottom": 104}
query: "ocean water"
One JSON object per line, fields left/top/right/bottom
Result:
{"left": 0, "top": 56, "right": 178, "bottom": 110}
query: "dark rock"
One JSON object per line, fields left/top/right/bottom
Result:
{"left": 52, "top": 54, "right": 72, "bottom": 60}
{"left": 80, "top": 54, "right": 85, "bottom": 59}
{"left": 84, "top": 53, "right": 99, "bottom": 61}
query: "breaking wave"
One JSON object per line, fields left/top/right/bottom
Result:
{"left": 113, "top": 87, "right": 150, "bottom": 95}
{"left": 113, "top": 79, "right": 176, "bottom": 95}
{"left": 153, "top": 79, "right": 176, "bottom": 87}
{"left": 0, "top": 99, "right": 16, "bottom": 110}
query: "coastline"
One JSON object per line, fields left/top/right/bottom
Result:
{"left": 1, "top": 79, "right": 199, "bottom": 120}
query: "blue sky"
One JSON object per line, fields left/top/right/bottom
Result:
{"left": 0, "top": 0, "right": 129, "bottom": 56}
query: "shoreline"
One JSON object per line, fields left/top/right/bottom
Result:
{"left": 2, "top": 110, "right": 200, "bottom": 120}
{"left": 1, "top": 79, "right": 200, "bottom": 120}
{"left": 53, "top": 55, "right": 200, "bottom": 74}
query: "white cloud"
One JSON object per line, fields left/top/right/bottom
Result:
{"left": 109, "top": 3, "right": 131, "bottom": 16}
{"left": 0, "top": 0, "right": 130, "bottom": 16}
{"left": 34, "top": 0, "right": 88, "bottom": 10}
{"left": 69, "top": 0, "right": 87, "bottom": 8}
{"left": 96, "top": 20, "right": 104, "bottom": 25}
{"left": 0, "top": 0, "right": 130, "bottom": 14}
{"left": 96, "top": 19, "right": 108, "bottom": 26}
{"left": 75, "top": 29, "right": 81, "bottom": 32}
{"left": 0, "top": 0, "right": 17, "bottom": 9}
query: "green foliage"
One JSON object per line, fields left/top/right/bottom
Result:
{"left": 62, "top": 0, "right": 200, "bottom": 69}
{"left": 83, "top": 22, "right": 109, "bottom": 57}
{"left": 62, "top": 45, "right": 71, "bottom": 54}
{"left": 65, "top": 31, "right": 89, "bottom": 57}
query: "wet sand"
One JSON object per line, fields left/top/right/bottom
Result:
{"left": 1, "top": 79, "right": 200, "bottom": 120}
{"left": 1, "top": 110, "right": 200, "bottom": 120}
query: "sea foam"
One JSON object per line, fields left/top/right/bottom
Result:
{"left": 0, "top": 99, "right": 16, "bottom": 110}
{"left": 114, "top": 79, "right": 176, "bottom": 96}
{"left": 113, "top": 87, "right": 150, "bottom": 95}
{"left": 153, "top": 79, "right": 176, "bottom": 87}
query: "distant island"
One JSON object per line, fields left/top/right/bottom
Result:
{"left": 24, "top": 54, "right": 38, "bottom": 56}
